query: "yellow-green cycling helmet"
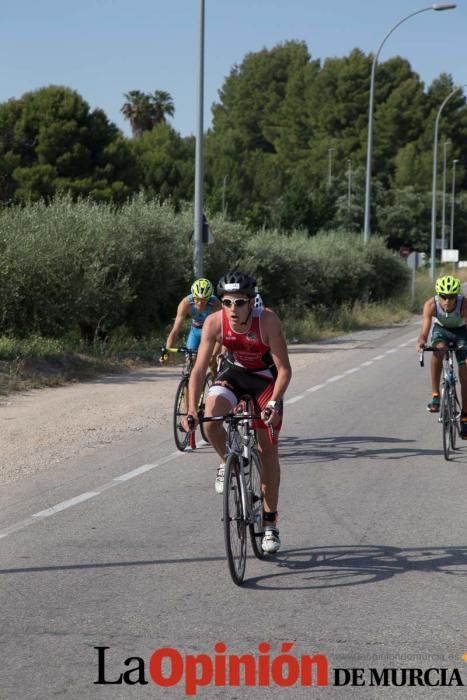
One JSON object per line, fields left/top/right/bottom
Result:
{"left": 191, "top": 278, "right": 214, "bottom": 299}
{"left": 435, "top": 275, "right": 461, "bottom": 295}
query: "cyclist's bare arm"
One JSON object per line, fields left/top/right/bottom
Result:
{"left": 261, "top": 310, "right": 292, "bottom": 401}
{"left": 187, "top": 311, "right": 221, "bottom": 416}
{"left": 416, "top": 298, "right": 435, "bottom": 352}
{"left": 209, "top": 339, "right": 222, "bottom": 374}
{"left": 166, "top": 297, "right": 190, "bottom": 348}
{"left": 461, "top": 296, "right": 467, "bottom": 321}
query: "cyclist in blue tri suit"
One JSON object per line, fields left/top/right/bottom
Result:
{"left": 163, "top": 279, "right": 221, "bottom": 367}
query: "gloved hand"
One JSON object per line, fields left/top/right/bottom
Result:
{"left": 261, "top": 400, "right": 279, "bottom": 426}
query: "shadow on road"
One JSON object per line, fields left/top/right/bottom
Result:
{"left": 243, "top": 543, "right": 467, "bottom": 590}
{"left": 279, "top": 434, "right": 453, "bottom": 462}
{"left": 1, "top": 545, "right": 466, "bottom": 593}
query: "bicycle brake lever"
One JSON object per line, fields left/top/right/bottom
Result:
{"left": 187, "top": 415, "right": 196, "bottom": 431}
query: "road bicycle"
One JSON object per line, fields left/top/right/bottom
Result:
{"left": 160, "top": 346, "right": 212, "bottom": 451}
{"left": 195, "top": 397, "right": 265, "bottom": 585}
{"left": 420, "top": 343, "right": 461, "bottom": 460}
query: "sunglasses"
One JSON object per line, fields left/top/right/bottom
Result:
{"left": 221, "top": 297, "right": 250, "bottom": 309}
{"left": 193, "top": 296, "right": 207, "bottom": 302}
{"left": 439, "top": 294, "right": 457, "bottom": 300}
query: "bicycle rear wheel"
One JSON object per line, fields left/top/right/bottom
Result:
{"left": 248, "top": 451, "right": 265, "bottom": 560}
{"left": 223, "top": 455, "right": 247, "bottom": 585}
{"left": 173, "top": 378, "right": 190, "bottom": 452}
{"left": 441, "top": 386, "right": 451, "bottom": 460}
{"left": 199, "top": 372, "right": 213, "bottom": 444}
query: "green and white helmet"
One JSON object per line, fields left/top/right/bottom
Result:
{"left": 435, "top": 275, "right": 461, "bottom": 295}
{"left": 191, "top": 278, "right": 214, "bottom": 299}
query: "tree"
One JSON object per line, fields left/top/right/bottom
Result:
{"left": 121, "top": 90, "right": 153, "bottom": 137}
{"left": 375, "top": 186, "right": 431, "bottom": 251}
{"left": 121, "top": 90, "right": 175, "bottom": 137}
{"left": 129, "top": 123, "right": 194, "bottom": 206}
{"left": 150, "top": 90, "right": 175, "bottom": 126}
{"left": 0, "top": 86, "right": 137, "bottom": 203}
{"left": 206, "top": 41, "right": 316, "bottom": 226}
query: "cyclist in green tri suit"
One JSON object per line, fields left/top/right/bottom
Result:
{"left": 416, "top": 274, "right": 467, "bottom": 437}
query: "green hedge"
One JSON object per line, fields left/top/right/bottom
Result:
{"left": 0, "top": 196, "right": 410, "bottom": 339}
{"left": 204, "top": 225, "right": 410, "bottom": 313}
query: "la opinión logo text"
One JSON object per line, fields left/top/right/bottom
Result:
{"left": 94, "top": 644, "right": 465, "bottom": 695}
{"left": 94, "top": 643, "right": 328, "bottom": 695}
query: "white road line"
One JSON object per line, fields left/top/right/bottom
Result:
{"left": 360, "top": 361, "right": 373, "bottom": 367}
{"left": 113, "top": 463, "right": 158, "bottom": 482}
{"left": 385, "top": 349, "right": 397, "bottom": 354}
{"left": 0, "top": 517, "right": 38, "bottom": 539}
{"left": 113, "top": 452, "right": 181, "bottom": 481}
{"left": 344, "top": 367, "right": 360, "bottom": 374}
{"left": 326, "top": 374, "right": 344, "bottom": 383}
{"left": 372, "top": 355, "right": 385, "bottom": 361}
{"left": 285, "top": 395, "right": 304, "bottom": 405}
{"left": 307, "top": 384, "right": 325, "bottom": 392}
{"left": 32, "top": 492, "right": 100, "bottom": 518}
{"left": 0, "top": 452, "right": 183, "bottom": 540}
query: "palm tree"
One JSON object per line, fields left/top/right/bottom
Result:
{"left": 121, "top": 90, "right": 153, "bottom": 137}
{"left": 149, "top": 90, "right": 175, "bottom": 127}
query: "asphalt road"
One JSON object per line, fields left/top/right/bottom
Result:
{"left": 1, "top": 322, "right": 466, "bottom": 699}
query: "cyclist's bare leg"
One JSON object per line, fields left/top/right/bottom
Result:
{"left": 203, "top": 394, "right": 232, "bottom": 461}
{"left": 431, "top": 344, "right": 445, "bottom": 394}
{"left": 458, "top": 362, "right": 467, "bottom": 410}
{"left": 256, "top": 429, "right": 280, "bottom": 520}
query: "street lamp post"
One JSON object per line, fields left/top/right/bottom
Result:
{"left": 450, "top": 158, "right": 459, "bottom": 249}
{"left": 363, "top": 3, "right": 456, "bottom": 243}
{"left": 441, "top": 140, "right": 450, "bottom": 251}
{"left": 222, "top": 174, "right": 228, "bottom": 217}
{"left": 347, "top": 159, "right": 352, "bottom": 228}
{"left": 193, "top": 0, "right": 205, "bottom": 277}
{"left": 430, "top": 85, "right": 466, "bottom": 281}
{"left": 327, "top": 148, "right": 334, "bottom": 188}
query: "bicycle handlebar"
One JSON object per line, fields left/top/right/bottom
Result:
{"left": 187, "top": 411, "right": 277, "bottom": 439}
{"left": 161, "top": 346, "right": 196, "bottom": 355}
{"left": 419, "top": 343, "right": 458, "bottom": 367}
{"left": 159, "top": 346, "right": 196, "bottom": 364}
{"left": 188, "top": 413, "right": 260, "bottom": 428}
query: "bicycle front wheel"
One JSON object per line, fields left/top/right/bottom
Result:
{"left": 223, "top": 455, "right": 247, "bottom": 585}
{"left": 248, "top": 451, "right": 265, "bottom": 560}
{"left": 441, "top": 386, "right": 452, "bottom": 461}
{"left": 450, "top": 386, "right": 459, "bottom": 451}
{"left": 173, "top": 378, "right": 190, "bottom": 452}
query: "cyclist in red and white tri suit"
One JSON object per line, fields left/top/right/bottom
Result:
{"left": 183, "top": 271, "right": 292, "bottom": 554}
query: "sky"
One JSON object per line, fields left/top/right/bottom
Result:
{"left": 0, "top": 0, "right": 466, "bottom": 138}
